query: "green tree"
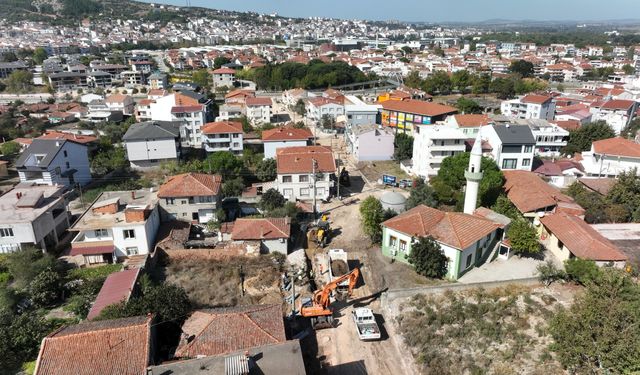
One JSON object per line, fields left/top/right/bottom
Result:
{"left": 214, "top": 56, "right": 231, "bottom": 69}
{"left": 6, "top": 248, "right": 57, "bottom": 291}
{"left": 405, "top": 179, "right": 437, "bottom": 210}
{"left": 0, "top": 141, "right": 21, "bottom": 157}
{"left": 564, "top": 258, "right": 601, "bottom": 285}
{"left": 491, "top": 194, "right": 521, "bottom": 221}
{"left": 404, "top": 71, "right": 424, "bottom": 89}
{"left": 455, "top": 97, "right": 482, "bottom": 114}
{"left": 32, "top": 48, "right": 48, "bottom": 65}
{"left": 293, "top": 99, "right": 306, "bottom": 116}
{"left": 506, "top": 220, "right": 540, "bottom": 254}
{"left": 451, "top": 70, "right": 472, "bottom": 92}
{"left": 5, "top": 70, "right": 33, "bottom": 93}
{"left": 407, "top": 237, "right": 448, "bottom": 279}
{"left": 205, "top": 151, "right": 244, "bottom": 179}
{"left": 562, "top": 121, "right": 615, "bottom": 155}
{"left": 622, "top": 64, "right": 635, "bottom": 75}
{"left": 191, "top": 69, "right": 211, "bottom": 90}
{"left": 431, "top": 153, "right": 504, "bottom": 210}
{"left": 259, "top": 188, "right": 286, "bottom": 212}
{"left": 422, "top": 71, "right": 452, "bottom": 95}
{"left": 393, "top": 133, "right": 414, "bottom": 161}
{"left": 28, "top": 268, "right": 62, "bottom": 308}
{"left": 268, "top": 201, "right": 300, "bottom": 219}
{"left": 622, "top": 117, "right": 640, "bottom": 139}
{"left": 359, "top": 196, "right": 384, "bottom": 242}
{"left": 549, "top": 269, "right": 640, "bottom": 373}
{"left": 509, "top": 60, "right": 534, "bottom": 78}
{"left": 400, "top": 46, "right": 413, "bottom": 55}
{"left": 221, "top": 177, "right": 244, "bottom": 198}
{"left": 606, "top": 168, "right": 640, "bottom": 221}
{"left": 0, "top": 52, "right": 17, "bottom": 62}
{"left": 90, "top": 145, "right": 127, "bottom": 175}
{"left": 256, "top": 158, "right": 277, "bottom": 182}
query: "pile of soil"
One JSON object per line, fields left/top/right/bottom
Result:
{"left": 331, "top": 259, "right": 348, "bottom": 276}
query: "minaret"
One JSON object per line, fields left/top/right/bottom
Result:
{"left": 463, "top": 130, "right": 484, "bottom": 215}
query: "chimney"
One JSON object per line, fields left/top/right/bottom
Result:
{"left": 125, "top": 208, "right": 148, "bottom": 223}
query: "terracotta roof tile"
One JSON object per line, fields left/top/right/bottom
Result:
{"left": 592, "top": 137, "right": 640, "bottom": 158}
{"left": 552, "top": 120, "right": 581, "bottom": 131}
{"left": 540, "top": 212, "right": 627, "bottom": 261}
{"left": 158, "top": 173, "right": 222, "bottom": 198}
{"left": 578, "top": 177, "right": 617, "bottom": 195}
{"left": 245, "top": 97, "right": 272, "bottom": 106}
{"left": 276, "top": 146, "right": 336, "bottom": 174}
{"left": 382, "top": 205, "right": 499, "bottom": 250}
{"left": 382, "top": 99, "right": 457, "bottom": 117}
{"left": 453, "top": 114, "right": 491, "bottom": 127}
{"left": 38, "top": 131, "right": 97, "bottom": 144}
{"left": 262, "top": 126, "right": 313, "bottom": 141}
{"left": 34, "top": 316, "right": 152, "bottom": 375}
{"left": 600, "top": 99, "right": 635, "bottom": 111}
{"left": 201, "top": 121, "right": 243, "bottom": 134}
{"left": 212, "top": 67, "right": 236, "bottom": 74}
{"left": 521, "top": 94, "right": 553, "bottom": 105}
{"left": 87, "top": 269, "right": 140, "bottom": 320}
{"left": 174, "top": 305, "right": 286, "bottom": 358}
{"left": 171, "top": 105, "right": 204, "bottom": 113}
{"left": 231, "top": 218, "right": 291, "bottom": 240}
{"left": 503, "top": 170, "right": 580, "bottom": 214}
{"left": 105, "top": 94, "right": 130, "bottom": 104}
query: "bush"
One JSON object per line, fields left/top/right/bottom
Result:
{"left": 6, "top": 248, "right": 58, "bottom": 290}
{"left": 67, "top": 264, "right": 122, "bottom": 281}
{"left": 359, "top": 196, "right": 384, "bottom": 242}
{"left": 537, "top": 261, "right": 566, "bottom": 286}
{"left": 564, "top": 258, "right": 601, "bottom": 285}
{"left": 407, "top": 236, "right": 448, "bottom": 279}
{"left": 259, "top": 188, "right": 286, "bottom": 212}
{"left": 28, "top": 268, "right": 62, "bottom": 308}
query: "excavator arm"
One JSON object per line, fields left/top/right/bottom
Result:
{"left": 301, "top": 267, "right": 360, "bottom": 319}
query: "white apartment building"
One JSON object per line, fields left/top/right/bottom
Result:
{"left": 590, "top": 99, "right": 638, "bottom": 135}
{"left": 500, "top": 95, "right": 556, "bottom": 120}
{"left": 343, "top": 95, "right": 381, "bottom": 127}
{"left": 122, "top": 121, "right": 182, "bottom": 170}
{"left": 306, "top": 97, "right": 344, "bottom": 122}
{"left": 481, "top": 124, "right": 536, "bottom": 171}
{"left": 580, "top": 137, "right": 640, "bottom": 177}
{"left": 0, "top": 185, "right": 70, "bottom": 253}
{"left": 262, "top": 126, "right": 313, "bottom": 159}
{"left": 70, "top": 190, "right": 161, "bottom": 265}
{"left": 211, "top": 67, "right": 236, "bottom": 89}
{"left": 201, "top": 121, "right": 244, "bottom": 155}
{"left": 528, "top": 120, "right": 569, "bottom": 157}
{"left": 411, "top": 125, "right": 467, "bottom": 179}
{"left": 245, "top": 97, "right": 272, "bottom": 124}
{"left": 215, "top": 104, "right": 243, "bottom": 121}
{"left": 15, "top": 139, "right": 91, "bottom": 187}
{"left": 276, "top": 146, "right": 336, "bottom": 202}
{"left": 105, "top": 94, "right": 135, "bottom": 116}
{"left": 150, "top": 93, "right": 208, "bottom": 149}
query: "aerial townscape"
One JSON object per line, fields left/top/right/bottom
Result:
{"left": 2, "top": 0, "right": 640, "bottom": 374}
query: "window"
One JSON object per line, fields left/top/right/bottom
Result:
{"left": 466, "top": 254, "right": 473, "bottom": 268}
{"left": 399, "top": 240, "right": 407, "bottom": 253}
{"left": 63, "top": 150, "right": 68, "bottom": 157}
{"left": 0, "top": 228, "right": 14, "bottom": 237}
{"left": 65, "top": 161, "right": 70, "bottom": 169}
{"left": 557, "top": 239, "right": 564, "bottom": 249}
{"left": 94, "top": 229, "right": 108, "bottom": 238}
{"left": 522, "top": 159, "right": 531, "bottom": 167}
{"left": 126, "top": 247, "right": 139, "bottom": 256}
{"left": 123, "top": 229, "right": 135, "bottom": 239}
{"left": 502, "top": 159, "right": 517, "bottom": 169}
{"left": 282, "top": 175, "right": 292, "bottom": 183}
{"left": 454, "top": 139, "right": 461, "bottom": 144}
{"left": 317, "top": 187, "right": 325, "bottom": 196}
{"left": 165, "top": 198, "right": 175, "bottom": 205}
{"left": 300, "top": 188, "right": 309, "bottom": 196}
{"left": 299, "top": 175, "right": 309, "bottom": 183}
{"left": 524, "top": 145, "right": 533, "bottom": 153}
{"left": 283, "top": 188, "right": 293, "bottom": 197}
{"left": 389, "top": 236, "right": 397, "bottom": 247}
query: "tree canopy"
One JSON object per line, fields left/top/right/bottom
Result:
{"left": 405, "top": 179, "right": 437, "bottom": 210}
{"left": 360, "top": 196, "right": 385, "bottom": 242}
{"left": 249, "top": 60, "right": 369, "bottom": 90}
{"left": 562, "top": 121, "right": 616, "bottom": 155}
{"left": 455, "top": 97, "right": 482, "bottom": 114}
{"left": 407, "top": 236, "right": 448, "bottom": 279}
{"left": 259, "top": 188, "right": 286, "bottom": 212}
{"left": 509, "top": 59, "right": 535, "bottom": 78}
{"left": 393, "top": 133, "right": 413, "bottom": 161}
{"left": 506, "top": 220, "right": 540, "bottom": 254}
{"left": 255, "top": 158, "right": 277, "bottom": 182}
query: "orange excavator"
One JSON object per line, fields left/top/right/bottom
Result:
{"left": 301, "top": 267, "right": 360, "bottom": 329}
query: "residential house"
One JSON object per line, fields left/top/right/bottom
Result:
{"left": 148, "top": 72, "right": 168, "bottom": 90}
{"left": 306, "top": 97, "right": 344, "bottom": 123}
{"left": 262, "top": 126, "right": 313, "bottom": 159}
{"left": 538, "top": 212, "right": 627, "bottom": 267}
{"left": 445, "top": 114, "right": 492, "bottom": 137}
{"left": 174, "top": 304, "right": 286, "bottom": 358}
{"left": 201, "top": 121, "right": 244, "bottom": 155}
{"left": 87, "top": 71, "right": 112, "bottom": 88}
{"left": 122, "top": 121, "right": 182, "bottom": 170}
{"left": 276, "top": 146, "right": 336, "bottom": 202}
{"left": 15, "top": 139, "right": 91, "bottom": 187}
{"left": 230, "top": 218, "right": 291, "bottom": 254}
{"left": 70, "top": 190, "right": 161, "bottom": 264}
{"left": 224, "top": 89, "right": 255, "bottom": 105}
{"left": 245, "top": 97, "right": 272, "bottom": 124}
{"left": 410, "top": 125, "right": 467, "bottom": 179}
{"left": 105, "top": 94, "right": 135, "bottom": 116}
{"left": 580, "top": 137, "right": 640, "bottom": 177}
{"left": 157, "top": 173, "right": 222, "bottom": 224}
{"left": 345, "top": 124, "right": 395, "bottom": 162}
{"left": 555, "top": 103, "right": 593, "bottom": 124}
{"left": 380, "top": 99, "right": 458, "bottom": 134}
{"left": 481, "top": 124, "right": 536, "bottom": 171}
{"left": 503, "top": 170, "right": 585, "bottom": 219}
{"left": 34, "top": 316, "right": 154, "bottom": 375}
{"left": 590, "top": 99, "right": 638, "bottom": 134}
{"left": 86, "top": 99, "right": 123, "bottom": 123}
{"left": 381, "top": 205, "right": 503, "bottom": 280}
{"left": 150, "top": 91, "right": 211, "bottom": 149}
{"left": 0, "top": 184, "right": 70, "bottom": 253}
{"left": 86, "top": 268, "right": 140, "bottom": 320}
{"left": 212, "top": 67, "right": 236, "bottom": 89}
{"left": 344, "top": 95, "right": 381, "bottom": 127}
{"left": 533, "top": 159, "right": 585, "bottom": 188}
{"left": 282, "top": 88, "right": 309, "bottom": 106}
{"left": 528, "top": 120, "right": 570, "bottom": 157}
{"left": 47, "top": 71, "right": 88, "bottom": 91}
{"left": 215, "top": 103, "right": 243, "bottom": 121}
{"left": 500, "top": 95, "right": 556, "bottom": 120}
{"left": 0, "top": 61, "right": 28, "bottom": 78}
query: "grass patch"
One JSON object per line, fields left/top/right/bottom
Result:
{"left": 67, "top": 264, "right": 123, "bottom": 281}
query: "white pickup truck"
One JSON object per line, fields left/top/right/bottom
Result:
{"left": 351, "top": 308, "right": 381, "bottom": 340}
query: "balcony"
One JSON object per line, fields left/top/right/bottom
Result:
{"left": 70, "top": 233, "right": 114, "bottom": 256}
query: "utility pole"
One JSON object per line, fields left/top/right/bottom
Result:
{"left": 312, "top": 158, "right": 317, "bottom": 217}
{"left": 77, "top": 182, "right": 85, "bottom": 209}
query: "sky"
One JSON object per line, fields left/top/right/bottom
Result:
{"left": 148, "top": 0, "right": 639, "bottom": 22}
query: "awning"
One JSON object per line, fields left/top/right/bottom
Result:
{"left": 70, "top": 245, "right": 114, "bottom": 256}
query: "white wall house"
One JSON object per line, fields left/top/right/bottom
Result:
{"left": 276, "top": 146, "right": 336, "bottom": 202}
{"left": 211, "top": 67, "right": 236, "bottom": 89}
{"left": 245, "top": 97, "right": 272, "bottom": 125}
{"left": 306, "top": 97, "right": 344, "bottom": 122}
{"left": 0, "top": 185, "right": 70, "bottom": 253}
{"left": 580, "top": 137, "right": 640, "bottom": 177}
{"left": 411, "top": 125, "right": 467, "bottom": 179}
{"left": 343, "top": 95, "right": 381, "bottom": 127}
{"left": 481, "top": 124, "right": 536, "bottom": 171}
{"left": 150, "top": 93, "right": 208, "bottom": 149}
{"left": 201, "top": 121, "right": 244, "bottom": 155}
{"left": 262, "top": 127, "right": 313, "bottom": 159}
{"left": 122, "top": 121, "right": 182, "bottom": 170}
{"left": 157, "top": 173, "right": 222, "bottom": 224}
{"left": 528, "top": 120, "right": 569, "bottom": 157}
{"left": 15, "top": 139, "right": 91, "bottom": 187}
{"left": 345, "top": 124, "right": 395, "bottom": 163}
{"left": 105, "top": 94, "right": 135, "bottom": 116}
{"left": 70, "top": 190, "right": 161, "bottom": 265}
{"left": 590, "top": 99, "right": 638, "bottom": 135}
{"left": 500, "top": 95, "right": 555, "bottom": 120}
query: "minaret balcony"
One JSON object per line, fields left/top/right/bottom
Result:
{"left": 465, "top": 170, "right": 484, "bottom": 181}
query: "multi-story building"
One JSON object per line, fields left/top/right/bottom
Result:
{"left": 15, "top": 139, "right": 91, "bottom": 187}
{"left": 528, "top": 120, "right": 569, "bottom": 157}
{"left": 262, "top": 126, "right": 313, "bottom": 159}
{"left": 0, "top": 184, "right": 70, "bottom": 253}
{"left": 87, "top": 71, "right": 112, "bottom": 88}
{"left": 445, "top": 114, "right": 493, "bottom": 137}
{"left": 345, "top": 124, "right": 395, "bottom": 163}
{"left": 216, "top": 104, "right": 243, "bottom": 121}
{"left": 157, "top": 173, "right": 222, "bottom": 224}
{"left": 122, "top": 121, "right": 182, "bottom": 170}
{"left": 148, "top": 73, "right": 168, "bottom": 90}
{"left": 150, "top": 92, "right": 209, "bottom": 149}
{"left": 500, "top": 95, "right": 555, "bottom": 120}
{"left": 580, "top": 137, "right": 640, "bottom": 177}
{"left": 590, "top": 99, "right": 638, "bottom": 135}
{"left": 0, "top": 61, "right": 28, "bottom": 78}
{"left": 410, "top": 125, "right": 467, "bottom": 179}
{"left": 70, "top": 190, "right": 161, "bottom": 265}
{"left": 344, "top": 95, "right": 381, "bottom": 127}
{"left": 48, "top": 71, "right": 88, "bottom": 91}
{"left": 481, "top": 124, "right": 536, "bottom": 171}
{"left": 306, "top": 97, "right": 344, "bottom": 123}
{"left": 380, "top": 99, "right": 458, "bottom": 134}
{"left": 211, "top": 67, "right": 236, "bottom": 89}
{"left": 201, "top": 121, "right": 244, "bottom": 155}
{"left": 245, "top": 97, "right": 272, "bottom": 124}
{"left": 276, "top": 146, "right": 336, "bottom": 202}
{"left": 105, "top": 94, "right": 135, "bottom": 116}
{"left": 120, "top": 70, "right": 146, "bottom": 87}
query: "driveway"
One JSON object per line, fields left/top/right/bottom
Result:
{"left": 458, "top": 251, "right": 560, "bottom": 284}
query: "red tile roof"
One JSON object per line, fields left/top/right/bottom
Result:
{"left": 87, "top": 268, "right": 139, "bottom": 320}
{"left": 382, "top": 99, "right": 457, "bottom": 117}
{"left": 262, "top": 126, "right": 313, "bottom": 141}
{"left": 171, "top": 105, "right": 204, "bottom": 113}
{"left": 592, "top": 137, "right": 640, "bottom": 158}
{"left": 158, "top": 173, "right": 222, "bottom": 198}
{"left": 105, "top": 94, "right": 130, "bottom": 104}
{"left": 307, "top": 97, "right": 342, "bottom": 107}
{"left": 540, "top": 212, "right": 627, "bottom": 261}
{"left": 382, "top": 205, "right": 500, "bottom": 250}
{"left": 174, "top": 305, "right": 286, "bottom": 358}
{"left": 276, "top": 146, "right": 336, "bottom": 174}
{"left": 552, "top": 120, "right": 581, "bottom": 131}
{"left": 453, "top": 114, "right": 491, "bottom": 127}
{"left": 69, "top": 245, "right": 114, "bottom": 256}
{"left": 231, "top": 218, "right": 291, "bottom": 240}
{"left": 225, "top": 89, "right": 255, "bottom": 99}
{"left": 34, "top": 316, "right": 152, "bottom": 375}
{"left": 39, "top": 131, "right": 97, "bottom": 144}
{"left": 521, "top": 94, "right": 552, "bottom": 105}
{"left": 578, "top": 177, "right": 616, "bottom": 196}
{"left": 201, "top": 121, "right": 243, "bottom": 134}
{"left": 503, "top": 170, "right": 580, "bottom": 214}
{"left": 212, "top": 67, "right": 236, "bottom": 74}
{"left": 245, "top": 97, "right": 272, "bottom": 106}
{"left": 600, "top": 99, "right": 635, "bottom": 111}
